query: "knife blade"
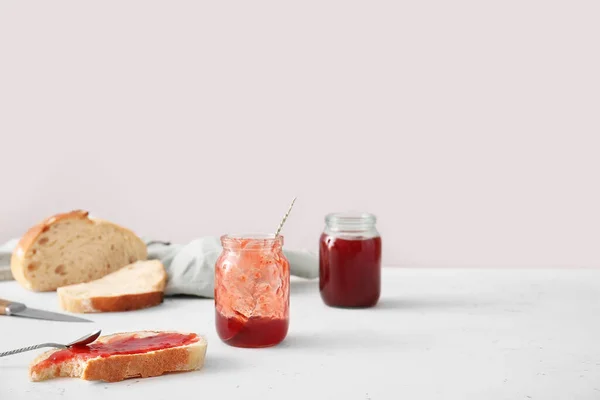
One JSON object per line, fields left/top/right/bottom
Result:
{"left": 0, "top": 298, "right": 92, "bottom": 323}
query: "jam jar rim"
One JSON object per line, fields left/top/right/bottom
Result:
{"left": 325, "top": 212, "right": 376, "bottom": 227}
{"left": 220, "top": 233, "right": 284, "bottom": 250}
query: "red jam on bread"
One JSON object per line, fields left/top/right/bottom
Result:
{"left": 31, "top": 332, "right": 199, "bottom": 374}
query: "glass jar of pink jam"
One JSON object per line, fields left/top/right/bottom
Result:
{"left": 319, "top": 212, "right": 381, "bottom": 308}
{"left": 214, "top": 234, "right": 290, "bottom": 348}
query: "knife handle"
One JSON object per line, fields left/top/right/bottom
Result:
{"left": 0, "top": 299, "right": 26, "bottom": 316}
{"left": 0, "top": 298, "right": 11, "bottom": 315}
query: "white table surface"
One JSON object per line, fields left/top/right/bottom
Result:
{"left": 1, "top": 268, "right": 599, "bottom": 400}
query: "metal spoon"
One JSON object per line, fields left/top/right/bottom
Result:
{"left": 0, "top": 329, "right": 101, "bottom": 358}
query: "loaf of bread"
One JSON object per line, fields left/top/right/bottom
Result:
{"left": 29, "top": 331, "right": 207, "bottom": 382}
{"left": 57, "top": 260, "right": 167, "bottom": 313}
{"left": 11, "top": 210, "right": 147, "bottom": 292}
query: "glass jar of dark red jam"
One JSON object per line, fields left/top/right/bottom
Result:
{"left": 319, "top": 212, "right": 381, "bottom": 308}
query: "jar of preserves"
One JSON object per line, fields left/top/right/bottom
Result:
{"left": 319, "top": 212, "right": 381, "bottom": 308}
{"left": 215, "top": 234, "right": 290, "bottom": 347}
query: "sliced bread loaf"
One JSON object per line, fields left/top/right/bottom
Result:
{"left": 11, "top": 210, "right": 147, "bottom": 292}
{"left": 29, "top": 331, "right": 207, "bottom": 382}
{"left": 58, "top": 260, "right": 167, "bottom": 313}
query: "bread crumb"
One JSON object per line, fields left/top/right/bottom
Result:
{"left": 38, "top": 237, "right": 49, "bottom": 245}
{"left": 28, "top": 263, "right": 38, "bottom": 271}
{"left": 55, "top": 265, "right": 66, "bottom": 275}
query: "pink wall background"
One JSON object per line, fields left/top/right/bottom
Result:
{"left": 1, "top": 1, "right": 599, "bottom": 267}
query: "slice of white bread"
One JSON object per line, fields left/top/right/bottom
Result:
{"left": 11, "top": 210, "right": 147, "bottom": 292}
{"left": 30, "top": 331, "right": 207, "bottom": 382}
{"left": 57, "top": 260, "right": 167, "bottom": 313}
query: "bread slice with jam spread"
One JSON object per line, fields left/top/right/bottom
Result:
{"left": 29, "top": 331, "right": 207, "bottom": 382}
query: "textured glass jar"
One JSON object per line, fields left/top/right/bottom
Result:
{"left": 214, "top": 234, "right": 290, "bottom": 348}
{"left": 319, "top": 212, "right": 382, "bottom": 308}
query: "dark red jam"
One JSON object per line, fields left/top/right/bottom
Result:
{"left": 216, "top": 311, "right": 289, "bottom": 348}
{"left": 31, "top": 332, "right": 198, "bottom": 373}
{"left": 319, "top": 234, "right": 381, "bottom": 308}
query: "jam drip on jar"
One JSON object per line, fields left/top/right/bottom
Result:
{"left": 31, "top": 332, "right": 199, "bottom": 373}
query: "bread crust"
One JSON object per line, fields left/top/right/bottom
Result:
{"left": 90, "top": 292, "right": 164, "bottom": 312}
{"left": 59, "top": 291, "right": 165, "bottom": 313}
{"left": 29, "top": 331, "right": 207, "bottom": 382}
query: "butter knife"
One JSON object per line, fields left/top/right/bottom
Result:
{"left": 0, "top": 298, "right": 92, "bottom": 323}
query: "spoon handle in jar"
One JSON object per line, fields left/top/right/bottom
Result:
{"left": 275, "top": 197, "right": 297, "bottom": 237}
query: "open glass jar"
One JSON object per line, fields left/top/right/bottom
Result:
{"left": 214, "top": 234, "right": 290, "bottom": 348}
{"left": 319, "top": 212, "right": 382, "bottom": 308}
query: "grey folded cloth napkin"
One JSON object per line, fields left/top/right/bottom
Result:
{"left": 0, "top": 239, "right": 17, "bottom": 281}
{"left": 0, "top": 237, "right": 318, "bottom": 298}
